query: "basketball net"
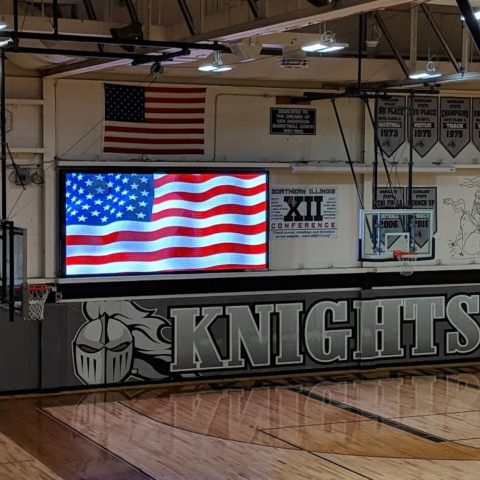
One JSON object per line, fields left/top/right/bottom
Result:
{"left": 392, "top": 250, "right": 417, "bottom": 277}
{"left": 26, "top": 284, "right": 52, "bottom": 321}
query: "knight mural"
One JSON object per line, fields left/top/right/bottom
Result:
{"left": 73, "top": 300, "right": 173, "bottom": 385}
{"left": 444, "top": 177, "right": 480, "bottom": 257}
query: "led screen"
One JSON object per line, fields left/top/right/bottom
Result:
{"left": 62, "top": 171, "right": 268, "bottom": 276}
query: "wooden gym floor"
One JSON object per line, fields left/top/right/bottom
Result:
{"left": 2, "top": 366, "right": 480, "bottom": 479}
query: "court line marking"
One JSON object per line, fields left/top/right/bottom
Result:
{"left": 260, "top": 409, "right": 480, "bottom": 430}
{"left": 451, "top": 440, "right": 480, "bottom": 449}
{"left": 448, "top": 436, "right": 480, "bottom": 441}
{"left": 120, "top": 397, "right": 478, "bottom": 469}
{"left": 258, "top": 429, "right": 374, "bottom": 480}
{"left": 119, "top": 401, "right": 298, "bottom": 450}
{"left": 390, "top": 409, "right": 480, "bottom": 420}
{"left": 291, "top": 387, "right": 447, "bottom": 443}
{"left": 38, "top": 407, "right": 156, "bottom": 480}
{"left": 261, "top": 419, "right": 371, "bottom": 430}
{"left": 120, "top": 401, "right": 375, "bottom": 479}
{"left": 441, "top": 376, "right": 480, "bottom": 391}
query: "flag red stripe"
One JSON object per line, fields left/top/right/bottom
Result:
{"left": 154, "top": 173, "right": 262, "bottom": 187}
{"left": 140, "top": 263, "right": 266, "bottom": 273}
{"left": 66, "top": 222, "right": 267, "bottom": 246}
{"left": 146, "top": 97, "right": 205, "bottom": 104}
{"left": 195, "top": 263, "right": 266, "bottom": 271}
{"left": 151, "top": 202, "right": 266, "bottom": 221}
{"left": 103, "top": 147, "right": 204, "bottom": 155}
{"left": 145, "top": 107, "right": 205, "bottom": 114}
{"left": 104, "top": 136, "right": 203, "bottom": 145}
{"left": 153, "top": 183, "right": 266, "bottom": 204}
{"left": 66, "top": 243, "right": 266, "bottom": 265}
{"left": 146, "top": 87, "right": 206, "bottom": 94}
{"left": 105, "top": 125, "right": 204, "bottom": 135}
{"left": 144, "top": 118, "right": 204, "bottom": 124}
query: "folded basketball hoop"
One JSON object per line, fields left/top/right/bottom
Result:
{"left": 26, "top": 284, "right": 52, "bottom": 321}
{"left": 392, "top": 249, "right": 417, "bottom": 277}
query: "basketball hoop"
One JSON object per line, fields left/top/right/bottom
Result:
{"left": 25, "top": 284, "right": 52, "bottom": 321}
{"left": 392, "top": 250, "right": 417, "bottom": 277}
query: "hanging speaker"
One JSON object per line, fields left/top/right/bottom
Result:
{"left": 110, "top": 21, "right": 144, "bottom": 52}
{"left": 306, "top": 0, "right": 334, "bottom": 6}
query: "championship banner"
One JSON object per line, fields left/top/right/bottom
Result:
{"left": 440, "top": 97, "right": 470, "bottom": 157}
{"left": 472, "top": 98, "right": 480, "bottom": 152}
{"left": 376, "top": 187, "right": 436, "bottom": 211}
{"left": 375, "top": 186, "right": 437, "bottom": 248}
{"left": 411, "top": 97, "right": 438, "bottom": 157}
{"left": 375, "top": 187, "right": 404, "bottom": 209}
{"left": 376, "top": 96, "right": 406, "bottom": 157}
{"left": 270, "top": 186, "right": 337, "bottom": 239}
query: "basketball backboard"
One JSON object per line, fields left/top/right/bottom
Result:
{"left": 0, "top": 223, "right": 27, "bottom": 319}
{"left": 359, "top": 209, "right": 434, "bottom": 261}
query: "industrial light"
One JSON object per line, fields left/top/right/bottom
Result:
{"left": 198, "top": 51, "right": 232, "bottom": 73}
{"left": 460, "top": 11, "right": 480, "bottom": 21}
{"left": 409, "top": 71, "right": 442, "bottom": 80}
{"left": 301, "top": 31, "right": 348, "bottom": 53}
{"left": 408, "top": 60, "right": 441, "bottom": 80}
{"left": 301, "top": 42, "right": 348, "bottom": 53}
{"left": 198, "top": 64, "right": 232, "bottom": 72}
{"left": 0, "top": 38, "right": 12, "bottom": 48}
{"left": 0, "top": 21, "right": 11, "bottom": 47}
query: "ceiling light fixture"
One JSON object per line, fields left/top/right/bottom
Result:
{"left": 460, "top": 11, "right": 480, "bottom": 21}
{"left": 0, "top": 38, "right": 13, "bottom": 48}
{"left": 366, "top": 25, "right": 381, "bottom": 48}
{"left": 198, "top": 51, "right": 232, "bottom": 73}
{"left": 301, "top": 31, "right": 348, "bottom": 53}
{"left": 409, "top": 60, "right": 442, "bottom": 80}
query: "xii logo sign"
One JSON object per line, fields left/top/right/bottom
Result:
{"left": 270, "top": 186, "right": 337, "bottom": 238}
{"left": 284, "top": 196, "right": 324, "bottom": 221}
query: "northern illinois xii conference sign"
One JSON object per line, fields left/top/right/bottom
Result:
{"left": 270, "top": 185, "right": 337, "bottom": 238}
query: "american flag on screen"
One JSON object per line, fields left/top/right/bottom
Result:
{"left": 64, "top": 172, "right": 267, "bottom": 275}
{"left": 103, "top": 84, "right": 206, "bottom": 155}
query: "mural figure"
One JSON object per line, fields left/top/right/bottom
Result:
{"left": 444, "top": 178, "right": 480, "bottom": 256}
{"left": 73, "top": 300, "right": 173, "bottom": 385}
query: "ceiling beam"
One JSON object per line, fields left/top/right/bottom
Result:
{"left": 186, "top": 0, "right": 427, "bottom": 42}
{"left": 0, "top": 31, "right": 225, "bottom": 52}
{"left": 42, "top": 58, "right": 131, "bottom": 78}
{"left": 420, "top": 3, "right": 461, "bottom": 73}
{"left": 359, "top": 70, "right": 480, "bottom": 89}
{"left": 6, "top": 45, "right": 190, "bottom": 63}
{"left": 374, "top": 11, "right": 410, "bottom": 78}
{"left": 462, "top": 19, "right": 471, "bottom": 71}
{"left": 246, "top": 0, "right": 261, "bottom": 19}
{"left": 124, "top": 0, "right": 141, "bottom": 24}
{"left": 177, "top": 0, "right": 196, "bottom": 36}
{"left": 409, "top": 6, "right": 418, "bottom": 71}
{"left": 81, "top": 0, "right": 103, "bottom": 52}
{"left": 457, "top": 0, "right": 480, "bottom": 54}
{"left": 82, "top": 0, "right": 97, "bottom": 21}
{"left": 10, "top": 0, "right": 427, "bottom": 80}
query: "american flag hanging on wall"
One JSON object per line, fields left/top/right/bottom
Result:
{"left": 64, "top": 172, "right": 267, "bottom": 276}
{"left": 103, "top": 84, "right": 206, "bottom": 155}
